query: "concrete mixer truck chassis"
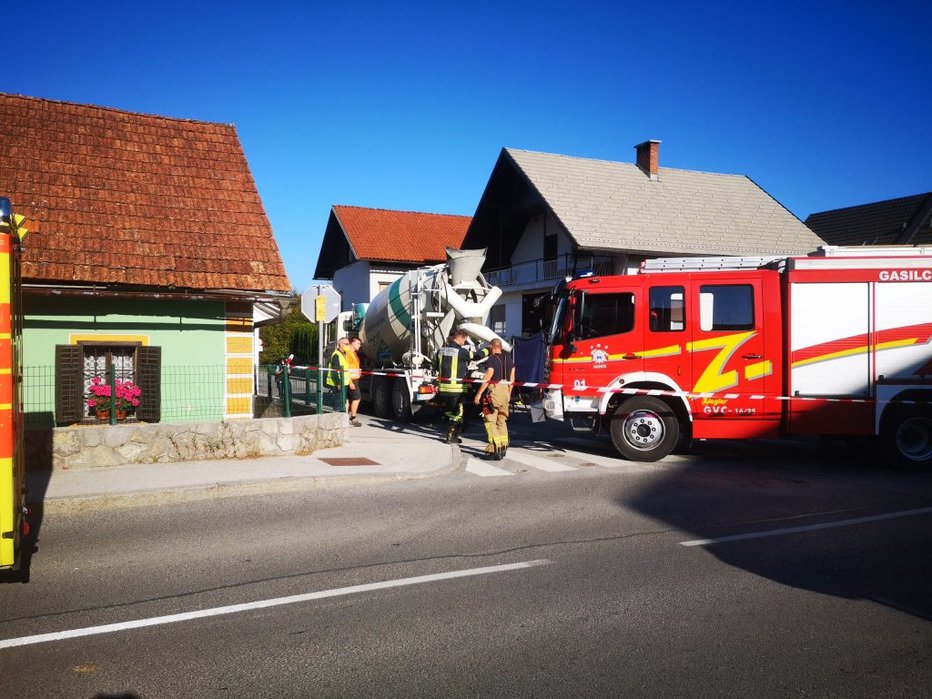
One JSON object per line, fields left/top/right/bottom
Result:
{"left": 342, "top": 248, "right": 507, "bottom": 422}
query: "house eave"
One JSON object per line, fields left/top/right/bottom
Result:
{"left": 22, "top": 282, "right": 293, "bottom": 304}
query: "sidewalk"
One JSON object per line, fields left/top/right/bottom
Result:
{"left": 26, "top": 423, "right": 458, "bottom": 511}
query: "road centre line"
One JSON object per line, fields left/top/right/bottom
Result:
{"left": 0, "top": 559, "right": 551, "bottom": 650}
{"left": 679, "top": 506, "right": 932, "bottom": 547}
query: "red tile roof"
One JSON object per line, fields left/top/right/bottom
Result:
{"left": 333, "top": 205, "right": 470, "bottom": 264}
{"left": 0, "top": 94, "right": 290, "bottom": 293}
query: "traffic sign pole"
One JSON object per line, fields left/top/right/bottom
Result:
{"left": 300, "top": 285, "right": 341, "bottom": 416}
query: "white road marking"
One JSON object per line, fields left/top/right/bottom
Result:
{"left": 680, "top": 506, "right": 932, "bottom": 547}
{"left": 505, "top": 450, "right": 578, "bottom": 472}
{"left": 465, "top": 458, "right": 513, "bottom": 477}
{"left": 0, "top": 560, "right": 551, "bottom": 650}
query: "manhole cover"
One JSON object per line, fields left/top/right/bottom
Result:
{"left": 319, "top": 457, "right": 381, "bottom": 466}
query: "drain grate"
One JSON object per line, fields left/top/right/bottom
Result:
{"left": 319, "top": 457, "right": 381, "bottom": 466}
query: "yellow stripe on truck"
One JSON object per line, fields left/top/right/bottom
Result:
{"left": 0, "top": 456, "right": 13, "bottom": 567}
{"left": 0, "top": 250, "right": 8, "bottom": 305}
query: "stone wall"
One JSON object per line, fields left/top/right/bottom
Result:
{"left": 26, "top": 414, "right": 348, "bottom": 471}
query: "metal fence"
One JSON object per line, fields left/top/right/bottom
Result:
{"left": 485, "top": 254, "right": 615, "bottom": 288}
{"left": 23, "top": 364, "right": 347, "bottom": 428}
{"left": 256, "top": 365, "right": 346, "bottom": 419}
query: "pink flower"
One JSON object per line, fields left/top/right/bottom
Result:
{"left": 87, "top": 377, "right": 143, "bottom": 412}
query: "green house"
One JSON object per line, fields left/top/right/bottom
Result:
{"left": 0, "top": 94, "right": 292, "bottom": 427}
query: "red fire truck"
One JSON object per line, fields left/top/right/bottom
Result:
{"left": 542, "top": 246, "right": 932, "bottom": 468}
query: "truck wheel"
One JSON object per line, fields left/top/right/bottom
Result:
{"left": 371, "top": 377, "right": 390, "bottom": 418}
{"left": 882, "top": 405, "right": 932, "bottom": 470}
{"left": 391, "top": 379, "right": 412, "bottom": 422}
{"left": 609, "top": 396, "right": 679, "bottom": 462}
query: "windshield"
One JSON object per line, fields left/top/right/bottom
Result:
{"left": 547, "top": 294, "right": 569, "bottom": 344}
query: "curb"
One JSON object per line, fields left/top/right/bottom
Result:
{"left": 31, "top": 445, "right": 462, "bottom": 513}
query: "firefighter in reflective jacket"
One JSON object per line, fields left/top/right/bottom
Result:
{"left": 326, "top": 337, "right": 351, "bottom": 409}
{"left": 434, "top": 329, "right": 490, "bottom": 443}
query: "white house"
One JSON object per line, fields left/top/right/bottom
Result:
{"left": 463, "top": 141, "right": 826, "bottom": 337}
{"left": 313, "top": 205, "right": 471, "bottom": 310}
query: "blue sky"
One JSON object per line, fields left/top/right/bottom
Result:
{"left": 5, "top": 1, "right": 930, "bottom": 291}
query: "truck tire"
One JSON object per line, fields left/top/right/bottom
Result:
{"left": 881, "top": 405, "right": 932, "bottom": 470}
{"left": 609, "top": 396, "right": 679, "bottom": 462}
{"left": 371, "top": 377, "right": 390, "bottom": 418}
{"left": 391, "top": 379, "right": 412, "bottom": 422}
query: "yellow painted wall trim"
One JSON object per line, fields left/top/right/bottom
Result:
{"left": 225, "top": 397, "right": 252, "bottom": 414}
{"left": 69, "top": 334, "right": 150, "bottom": 346}
{"left": 226, "top": 377, "right": 253, "bottom": 394}
{"left": 226, "top": 357, "right": 253, "bottom": 374}
{"left": 226, "top": 336, "right": 253, "bottom": 354}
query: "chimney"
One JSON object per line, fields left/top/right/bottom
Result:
{"left": 634, "top": 139, "right": 661, "bottom": 180}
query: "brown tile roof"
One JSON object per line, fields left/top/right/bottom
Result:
{"left": 334, "top": 205, "right": 470, "bottom": 264}
{"left": 0, "top": 93, "right": 290, "bottom": 293}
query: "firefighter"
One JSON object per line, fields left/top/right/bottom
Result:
{"left": 326, "top": 338, "right": 354, "bottom": 415}
{"left": 434, "top": 329, "right": 489, "bottom": 443}
{"left": 473, "top": 338, "right": 515, "bottom": 459}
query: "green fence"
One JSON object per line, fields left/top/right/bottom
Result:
{"left": 23, "top": 364, "right": 347, "bottom": 428}
{"left": 260, "top": 364, "right": 346, "bottom": 418}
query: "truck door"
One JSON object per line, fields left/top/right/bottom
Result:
{"left": 687, "top": 274, "right": 778, "bottom": 437}
{"left": 565, "top": 287, "right": 643, "bottom": 404}
{"left": 646, "top": 283, "right": 690, "bottom": 387}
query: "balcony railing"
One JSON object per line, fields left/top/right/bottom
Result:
{"left": 485, "top": 254, "right": 615, "bottom": 288}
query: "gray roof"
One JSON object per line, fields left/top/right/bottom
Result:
{"left": 505, "top": 148, "right": 825, "bottom": 256}
{"left": 805, "top": 192, "right": 932, "bottom": 246}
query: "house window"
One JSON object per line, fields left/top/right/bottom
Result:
{"left": 543, "top": 233, "right": 558, "bottom": 261}
{"left": 55, "top": 343, "right": 162, "bottom": 426}
{"left": 490, "top": 305, "right": 506, "bottom": 335}
{"left": 522, "top": 292, "right": 549, "bottom": 334}
{"left": 81, "top": 344, "right": 137, "bottom": 417}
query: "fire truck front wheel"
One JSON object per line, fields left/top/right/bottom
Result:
{"left": 609, "top": 397, "right": 680, "bottom": 462}
{"left": 882, "top": 405, "right": 932, "bottom": 469}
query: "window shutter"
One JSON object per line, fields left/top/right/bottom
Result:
{"left": 55, "top": 345, "right": 84, "bottom": 426}
{"left": 137, "top": 346, "right": 162, "bottom": 423}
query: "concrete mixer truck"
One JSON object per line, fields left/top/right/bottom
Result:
{"left": 336, "top": 247, "right": 508, "bottom": 421}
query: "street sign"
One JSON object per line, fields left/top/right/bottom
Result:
{"left": 300, "top": 285, "right": 341, "bottom": 323}
{"left": 315, "top": 295, "right": 326, "bottom": 321}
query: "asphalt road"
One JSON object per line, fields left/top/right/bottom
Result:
{"left": 1, "top": 414, "right": 931, "bottom": 698}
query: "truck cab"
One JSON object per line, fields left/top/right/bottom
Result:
{"left": 545, "top": 266, "right": 784, "bottom": 461}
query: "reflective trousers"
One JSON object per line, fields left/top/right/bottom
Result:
{"left": 482, "top": 384, "right": 511, "bottom": 454}
{"left": 439, "top": 392, "right": 464, "bottom": 439}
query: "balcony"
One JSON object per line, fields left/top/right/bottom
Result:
{"left": 485, "top": 254, "right": 616, "bottom": 289}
